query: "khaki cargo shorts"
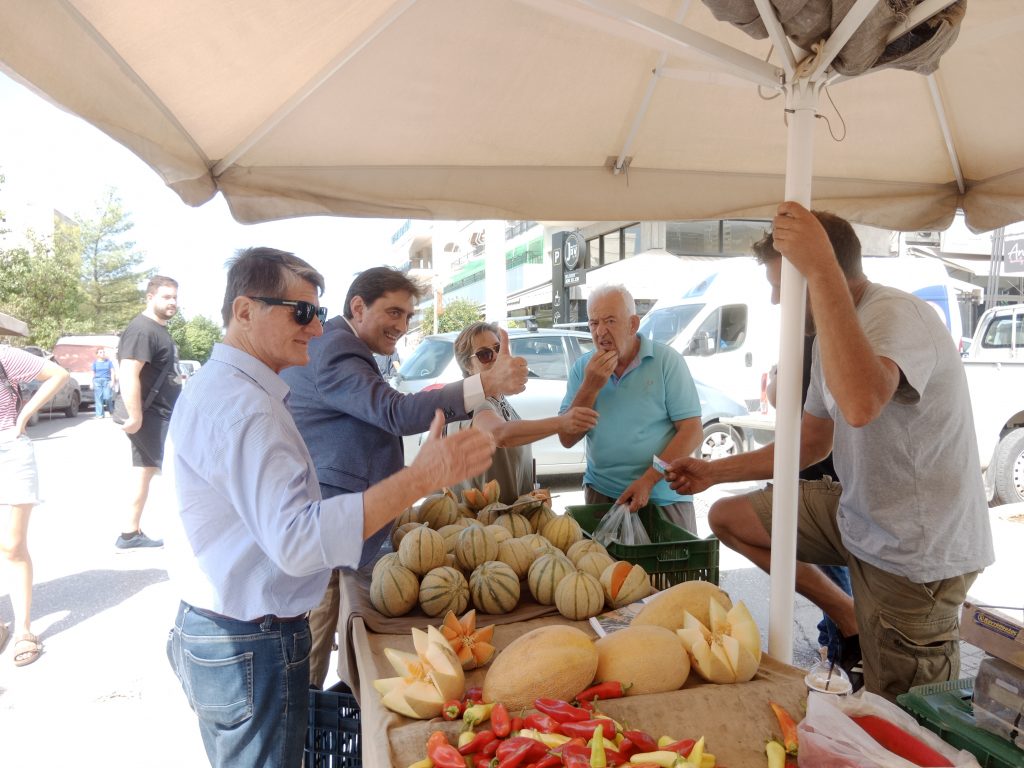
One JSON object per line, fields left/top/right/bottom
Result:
{"left": 748, "top": 478, "right": 979, "bottom": 700}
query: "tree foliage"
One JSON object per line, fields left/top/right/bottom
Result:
{"left": 419, "top": 298, "right": 482, "bottom": 334}
{"left": 168, "top": 313, "right": 222, "bottom": 363}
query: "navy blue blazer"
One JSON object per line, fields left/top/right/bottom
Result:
{"left": 280, "top": 318, "right": 469, "bottom": 562}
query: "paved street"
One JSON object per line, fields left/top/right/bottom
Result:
{"left": 1, "top": 413, "right": 1021, "bottom": 765}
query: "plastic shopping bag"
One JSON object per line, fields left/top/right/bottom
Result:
{"left": 798, "top": 690, "right": 980, "bottom": 768}
{"left": 591, "top": 503, "right": 652, "bottom": 547}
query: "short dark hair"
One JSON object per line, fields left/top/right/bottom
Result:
{"left": 753, "top": 210, "right": 863, "bottom": 280}
{"left": 343, "top": 267, "right": 425, "bottom": 319}
{"left": 221, "top": 247, "right": 325, "bottom": 326}
{"left": 146, "top": 275, "right": 178, "bottom": 295}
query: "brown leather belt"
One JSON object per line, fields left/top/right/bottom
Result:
{"left": 188, "top": 604, "right": 308, "bottom": 625}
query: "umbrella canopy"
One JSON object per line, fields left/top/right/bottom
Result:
{"left": 1, "top": 0, "right": 1021, "bottom": 232}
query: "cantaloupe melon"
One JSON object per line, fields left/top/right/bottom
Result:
{"left": 483, "top": 524, "right": 512, "bottom": 545}
{"left": 398, "top": 525, "right": 447, "bottom": 576}
{"left": 527, "top": 504, "right": 556, "bottom": 534}
{"left": 593, "top": 625, "right": 690, "bottom": 695}
{"left": 483, "top": 625, "right": 598, "bottom": 710}
{"left": 419, "top": 494, "right": 460, "bottom": 529}
{"left": 494, "top": 513, "right": 531, "bottom": 538}
{"left": 541, "top": 515, "right": 583, "bottom": 552}
{"left": 632, "top": 579, "right": 732, "bottom": 630}
{"left": 554, "top": 570, "right": 605, "bottom": 620}
{"left": 600, "top": 561, "right": 652, "bottom": 608}
{"left": 469, "top": 561, "right": 521, "bottom": 614}
{"left": 527, "top": 552, "right": 574, "bottom": 605}
{"left": 476, "top": 502, "right": 510, "bottom": 526}
{"left": 496, "top": 537, "right": 535, "bottom": 579}
{"left": 371, "top": 551, "right": 401, "bottom": 582}
{"left": 394, "top": 506, "right": 420, "bottom": 528}
{"left": 419, "top": 566, "right": 470, "bottom": 617}
{"left": 519, "top": 533, "right": 556, "bottom": 557}
{"left": 454, "top": 525, "right": 500, "bottom": 571}
{"left": 391, "top": 521, "right": 424, "bottom": 551}
{"left": 370, "top": 562, "right": 419, "bottom": 617}
{"left": 567, "top": 538, "right": 609, "bottom": 565}
{"left": 575, "top": 550, "right": 615, "bottom": 581}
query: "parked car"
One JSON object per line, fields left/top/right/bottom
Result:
{"left": 394, "top": 328, "right": 752, "bottom": 477}
{"left": 18, "top": 362, "right": 82, "bottom": 425}
{"left": 52, "top": 334, "right": 121, "bottom": 407}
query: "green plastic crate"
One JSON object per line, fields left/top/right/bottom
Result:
{"left": 897, "top": 679, "right": 1024, "bottom": 768}
{"left": 567, "top": 503, "right": 719, "bottom": 589}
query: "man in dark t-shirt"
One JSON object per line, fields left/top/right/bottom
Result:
{"left": 115, "top": 275, "right": 181, "bottom": 550}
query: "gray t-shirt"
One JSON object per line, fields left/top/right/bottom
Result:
{"left": 448, "top": 396, "right": 533, "bottom": 505}
{"left": 804, "top": 283, "right": 994, "bottom": 583}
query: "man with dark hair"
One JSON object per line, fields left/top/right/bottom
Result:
{"left": 116, "top": 275, "right": 180, "bottom": 550}
{"left": 667, "top": 203, "right": 994, "bottom": 701}
{"left": 164, "top": 248, "right": 494, "bottom": 768}
{"left": 281, "top": 265, "right": 529, "bottom": 687}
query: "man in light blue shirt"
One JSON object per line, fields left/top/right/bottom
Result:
{"left": 164, "top": 247, "right": 495, "bottom": 768}
{"left": 559, "top": 284, "right": 703, "bottom": 531}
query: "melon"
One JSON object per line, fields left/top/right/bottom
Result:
{"left": 494, "top": 513, "right": 531, "bottom": 538}
{"left": 575, "top": 550, "right": 615, "bottom": 581}
{"left": 419, "top": 566, "right": 470, "bottom": 618}
{"left": 600, "top": 561, "right": 653, "bottom": 608}
{"left": 440, "top": 609, "right": 496, "bottom": 670}
{"left": 482, "top": 625, "right": 598, "bottom": 710}
{"left": 593, "top": 625, "right": 690, "bottom": 695}
{"left": 454, "top": 525, "right": 500, "bottom": 572}
{"left": 371, "top": 551, "right": 401, "bottom": 582}
{"left": 476, "top": 502, "right": 510, "bottom": 526}
{"left": 541, "top": 515, "right": 583, "bottom": 552}
{"left": 527, "top": 552, "right": 574, "bottom": 605}
{"left": 391, "top": 521, "right": 424, "bottom": 551}
{"left": 567, "top": 539, "right": 609, "bottom": 565}
{"left": 398, "top": 525, "right": 447, "bottom": 576}
{"left": 520, "top": 533, "right": 557, "bottom": 557}
{"left": 370, "top": 562, "right": 419, "bottom": 617}
{"left": 469, "top": 561, "right": 521, "bottom": 614}
{"left": 483, "top": 524, "right": 512, "bottom": 545}
{"left": 436, "top": 524, "right": 466, "bottom": 553}
{"left": 496, "top": 537, "right": 536, "bottom": 579}
{"left": 554, "top": 570, "right": 605, "bottom": 620}
{"left": 419, "top": 494, "right": 461, "bottom": 530}
{"left": 527, "top": 504, "right": 556, "bottom": 533}
{"left": 394, "top": 506, "right": 420, "bottom": 528}
{"left": 632, "top": 580, "right": 732, "bottom": 631}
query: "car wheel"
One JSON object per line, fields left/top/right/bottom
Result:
{"left": 699, "top": 422, "right": 744, "bottom": 461}
{"left": 992, "top": 428, "right": 1024, "bottom": 505}
{"left": 64, "top": 390, "right": 81, "bottom": 417}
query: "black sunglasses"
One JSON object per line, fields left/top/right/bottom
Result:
{"left": 473, "top": 344, "right": 501, "bottom": 364}
{"left": 248, "top": 296, "right": 327, "bottom": 326}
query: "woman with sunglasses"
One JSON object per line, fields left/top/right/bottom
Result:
{"left": 448, "top": 322, "right": 598, "bottom": 504}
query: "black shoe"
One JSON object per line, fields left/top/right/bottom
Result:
{"left": 837, "top": 633, "right": 865, "bottom": 692}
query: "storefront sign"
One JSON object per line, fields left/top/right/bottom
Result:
{"left": 1005, "top": 237, "right": 1024, "bottom": 273}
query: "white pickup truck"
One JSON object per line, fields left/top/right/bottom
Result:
{"left": 963, "top": 303, "right": 1024, "bottom": 505}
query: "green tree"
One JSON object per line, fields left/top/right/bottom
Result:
{"left": 168, "top": 313, "right": 223, "bottom": 363}
{"left": 419, "top": 298, "right": 482, "bottom": 334}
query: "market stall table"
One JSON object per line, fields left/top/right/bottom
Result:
{"left": 336, "top": 567, "right": 809, "bottom": 768}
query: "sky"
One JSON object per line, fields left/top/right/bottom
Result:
{"left": 0, "top": 72, "right": 403, "bottom": 323}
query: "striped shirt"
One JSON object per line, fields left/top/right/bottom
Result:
{"left": 0, "top": 347, "right": 45, "bottom": 429}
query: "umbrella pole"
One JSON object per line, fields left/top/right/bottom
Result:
{"left": 767, "top": 78, "right": 818, "bottom": 665}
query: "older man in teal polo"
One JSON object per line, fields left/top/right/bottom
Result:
{"left": 558, "top": 284, "right": 703, "bottom": 531}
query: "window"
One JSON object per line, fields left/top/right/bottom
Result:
{"left": 509, "top": 336, "right": 568, "bottom": 380}
{"left": 637, "top": 304, "right": 705, "bottom": 345}
{"left": 982, "top": 314, "right": 1024, "bottom": 348}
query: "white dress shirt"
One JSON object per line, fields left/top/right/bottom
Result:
{"left": 164, "top": 343, "right": 364, "bottom": 620}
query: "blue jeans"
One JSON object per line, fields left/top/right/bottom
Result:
{"left": 817, "top": 565, "right": 854, "bottom": 661}
{"left": 167, "top": 601, "right": 312, "bottom": 768}
{"left": 93, "top": 379, "right": 113, "bottom": 417}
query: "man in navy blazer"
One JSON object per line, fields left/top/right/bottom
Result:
{"left": 281, "top": 266, "right": 528, "bottom": 687}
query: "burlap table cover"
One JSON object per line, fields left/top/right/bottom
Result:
{"left": 343, "top": 592, "right": 810, "bottom": 768}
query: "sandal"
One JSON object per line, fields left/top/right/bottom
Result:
{"left": 12, "top": 633, "right": 42, "bottom": 667}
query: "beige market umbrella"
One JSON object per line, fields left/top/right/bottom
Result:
{"left": 3, "top": 0, "right": 1017, "bottom": 661}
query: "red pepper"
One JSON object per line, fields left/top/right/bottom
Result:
{"left": 473, "top": 755, "right": 495, "bottom": 768}
{"left": 510, "top": 716, "right": 524, "bottom": 734}
{"left": 556, "top": 718, "right": 615, "bottom": 740}
{"left": 575, "top": 681, "right": 631, "bottom": 702}
{"left": 442, "top": 698, "right": 464, "bottom": 721}
{"left": 481, "top": 737, "right": 501, "bottom": 757}
{"left": 533, "top": 756, "right": 562, "bottom": 768}
{"left": 426, "top": 730, "right": 466, "bottom": 768}
{"left": 604, "top": 748, "right": 629, "bottom": 767}
{"left": 622, "top": 730, "right": 659, "bottom": 753}
{"left": 662, "top": 738, "right": 696, "bottom": 757}
{"left": 523, "top": 712, "right": 560, "bottom": 733}
{"left": 851, "top": 715, "right": 954, "bottom": 767}
{"left": 496, "top": 737, "right": 548, "bottom": 768}
{"left": 491, "top": 702, "right": 511, "bottom": 738}
{"left": 551, "top": 737, "right": 587, "bottom": 755}
{"left": 459, "top": 730, "right": 498, "bottom": 756}
{"left": 616, "top": 737, "right": 637, "bottom": 760}
{"left": 533, "top": 698, "right": 590, "bottom": 723}
{"left": 465, "top": 686, "right": 484, "bottom": 703}
{"left": 770, "top": 701, "right": 799, "bottom": 756}
{"left": 561, "top": 743, "right": 592, "bottom": 768}
{"left": 576, "top": 698, "right": 595, "bottom": 713}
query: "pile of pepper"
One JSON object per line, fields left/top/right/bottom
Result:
{"left": 411, "top": 682, "right": 719, "bottom": 768}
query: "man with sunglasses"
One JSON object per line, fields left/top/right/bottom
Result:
{"left": 280, "top": 265, "right": 529, "bottom": 688}
{"left": 164, "top": 249, "right": 495, "bottom": 768}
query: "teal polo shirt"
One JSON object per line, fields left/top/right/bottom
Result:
{"left": 560, "top": 336, "right": 701, "bottom": 504}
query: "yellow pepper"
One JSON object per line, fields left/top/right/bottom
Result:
{"left": 701, "top": 752, "right": 716, "bottom": 768}
{"left": 689, "top": 736, "right": 705, "bottom": 767}
{"left": 766, "top": 740, "right": 786, "bottom": 768}
{"left": 591, "top": 723, "right": 607, "bottom": 768}
{"left": 462, "top": 702, "right": 494, "bottom": 727}
{"left": 457, "top": 731, "right": 476, "bottom": 749}
{"left": 629, "top": 751, "right": 682, "bottom": 767}
{"left": 407, "top": 759, "right": 433, "bottom": 768}
{"left": 657, "top": 736, "right": 677, "bottom": 749}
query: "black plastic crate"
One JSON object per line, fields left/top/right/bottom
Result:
{"left": 306, "top": 682, "right": 361, "bottom": 768}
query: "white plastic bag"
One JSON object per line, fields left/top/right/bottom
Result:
{"left": 798, "top": 690, "right": 981, "bottom": 768}
{"left": 591, "top": 503, "right": 652, "bottom": 547}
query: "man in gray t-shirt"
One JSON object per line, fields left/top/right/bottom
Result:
{"left": 665, "top": 203, "right": 994, "bottom": 701}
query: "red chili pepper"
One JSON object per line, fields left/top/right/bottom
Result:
{"left": 622, "top": 730, "right": 659, "bottom": 753}
{"left": 561, "top": 743, "right": 592, "bottom": 768}
{"left": 427, "top": 730, "right": 466, "bottom": 768}
{"left": 556, "top": 718, "right": 615, "bottom": 740}
{"left": 577, "top": 698, "right": 595, "bottom": 713}
{"left": 459, "top": 730, "right": 498, "bottom": 756}
{"left": 616, "top": 737, "right": 637, "bottom": 760}
{"left": 851, "top": 715, "right": 954, "bottom": 767}
{"left": 510, "top": 716, "right": 524, "bottom": 734}
{"left": 533, "top": 756, "right": 562, "bottom": 768}
{"left": 491, "top": 702, "right": 511, "bottom": 738}
{"left": 473, "top": 755, "right": 495, "bottom": 768}
{"left": 442, "top": 698, "right": 464, "bottom": 721}
{"left": 550, "top": 737, "right": 587, "bottom": 755}
{"left": 523, "top": 712, "right": 560, "bottom": 734}
{"left": 533, "top": 698, "right": 590, "bottom": 723}
{"left": 465, "top": 686, "right": 484, "bottom": 704}
{"left": 496, "top": 737, "right": 547, "bottom": 768}
{"left": 662, "top": 738, "right": 696, "bottom": 757}
{"left": 604, "top": 748, "right": 629, "bottom": 767}
{"left": 481, "top": 737, "right": 501, "bottom": 757}
{"left": 575, "top": 681, "right": 631, "bottom": 702}
{"left": 770, "top": 701, "right": 799, "bottom": 756}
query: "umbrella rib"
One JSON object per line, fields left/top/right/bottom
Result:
{"left": 806, "top": 0, "right": 879, "bottom": 82}
{"left": 926, "top": 73, "right": 966, "bottom": 195}
{"left": 211, "top": 0, "right": 418, "bottom": 178}
{"left": 751, "top": 0, "right": 797, "bottom": 77}
{"left": 886, "top": 0, "right": 961, "bottom": 45}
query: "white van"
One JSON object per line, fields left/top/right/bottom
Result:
{"left": 52, "top": 334, "right": 121, "bottom": 406}
{"left": 638, "top": 256, "right": 963, "bottom": 411}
